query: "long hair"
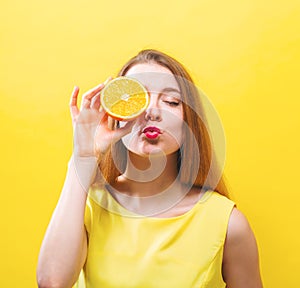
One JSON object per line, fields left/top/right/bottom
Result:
{"left": 98, "top": 49, "right": 229, "bottom": 197}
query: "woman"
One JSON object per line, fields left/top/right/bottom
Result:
{"left": 37, "top": 49, "right": 263, "bottom": 287}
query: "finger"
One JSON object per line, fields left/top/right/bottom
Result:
{"left": 69, "top": 86, "right": 80, "bottom": 119}
{"left": 81, "top": 83, "right": 105, "bottom": 109}
{"left": 90, "top": 91, "right": 101, "bottom": 110}
{"left": 103, "top": 76, "right": 113, "bottom": 85}
{"left": 81, "top": 76, "right": 112, "bottom": 107}
{"left": 113, "top": 120, "right": 136, "bottom": 140}
{"left": 99, "top": 112, "right": 109, "bottom": 124}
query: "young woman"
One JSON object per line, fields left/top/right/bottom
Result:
{"left": 37, "top": 49, "right": 263, "bottom": 287}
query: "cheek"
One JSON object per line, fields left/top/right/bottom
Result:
{"left": 166, "top": 125, "right": 184, "bottom": 148}
{"left": 161, "top": 106, "right": 183, "bottom": 123}
{"left": 162, "top": 111, "right": 184, "bottom": 146}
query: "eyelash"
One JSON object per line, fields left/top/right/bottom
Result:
{"left": 163, "top": 101, "right": 180, "bottom": 106}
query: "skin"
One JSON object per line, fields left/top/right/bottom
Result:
{"left": 36, "top": 63, "right": 263, "bottom": 287}
{"left": 121, "top": 64, "right": 184, "bottom": 157}
{"left": 117, "top": 64, "right": 185, "bottom": 191}
{"left": 223, "top": 209, "right": 263, "bottom": 287}
{"left": 37, "top": 81, "right": 134, "bottom": 288}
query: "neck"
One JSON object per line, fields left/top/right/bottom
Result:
{"left": 116, "top": 150, "right": 180, "bottom": 196}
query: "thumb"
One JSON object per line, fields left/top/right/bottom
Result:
{"left": 113, "top": 120, "right": 136, "bottom": 140}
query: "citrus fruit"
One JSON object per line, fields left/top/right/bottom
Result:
{"left": 100, "top": 76, "right": 149, "bottom": 120}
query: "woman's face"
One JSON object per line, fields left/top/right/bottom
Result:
{"left": 120, "top": 63, "right": 184, "bottom": 156}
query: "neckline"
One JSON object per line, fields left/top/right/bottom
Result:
{"left": 90, "top": 184, "right": 214, "bottom": 221}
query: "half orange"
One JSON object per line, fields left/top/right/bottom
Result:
{"left": 100, "top": 76, "right": 149, "bottom": 121}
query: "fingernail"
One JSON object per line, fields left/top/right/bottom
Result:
{"left": 103, "top": 76, "right": 113, "bottom": 85}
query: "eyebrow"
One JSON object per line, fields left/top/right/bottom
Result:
{"left": 162, "top": 87, "right": 181, "bottom": 94}
{"left": 144, "top": 86, "right": 181, "bottom": 95}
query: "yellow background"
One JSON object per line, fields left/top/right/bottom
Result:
{"left": 1, "top": 0, "right": 299, "bottom": 287}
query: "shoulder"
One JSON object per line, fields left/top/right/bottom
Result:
{"left": 225, "top": 208, "right": 258, "bottom": 257}
{"left": 223, "top": 207, "right": 263, "bottom": 287}
{"left": 226, "top": 207, "right": 254, "bottom": 244}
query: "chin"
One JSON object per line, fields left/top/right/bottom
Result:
{"left": 139, "top": 145, "right": 180, "bottom": 157}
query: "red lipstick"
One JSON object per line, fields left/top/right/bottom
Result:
{"left": 142, "top": 126, "right": 162, "bottom": 139}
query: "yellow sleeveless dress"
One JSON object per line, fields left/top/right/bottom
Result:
{"left": 74, "top": 187, "right": 235, "bottom": 288}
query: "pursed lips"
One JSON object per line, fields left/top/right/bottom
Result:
{"left": 142, "top": 126, "right": 162, "bottom": 139}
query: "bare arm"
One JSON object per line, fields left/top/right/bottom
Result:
{"left": 222, "top": 208, "right": 263, "bottom": 288}
{"left": 37, "top": 82, "right": 134, "bottom": 288}
{"left": 37, "top": 84, "right": 104, "bottom": 288}
{"left": 36, "top": 158, "right": 91, "bottom": 288}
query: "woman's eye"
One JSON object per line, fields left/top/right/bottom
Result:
{"left": 163, "top": 101, "right": 180, "bottom": 106}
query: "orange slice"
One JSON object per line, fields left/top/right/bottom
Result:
{"left": 100, "top": 76, "right": 149, "bottom": 120}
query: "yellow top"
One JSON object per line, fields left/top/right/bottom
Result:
{"left": 74, "top": 186, "right": 235, "bottom": 288}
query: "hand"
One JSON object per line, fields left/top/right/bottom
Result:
{"left": 69, "top": 80, "right": 135, "bottom": 159}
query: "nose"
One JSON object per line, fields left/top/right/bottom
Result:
{"left": 144, "top": 94, "right": 162, "bottom": 121}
